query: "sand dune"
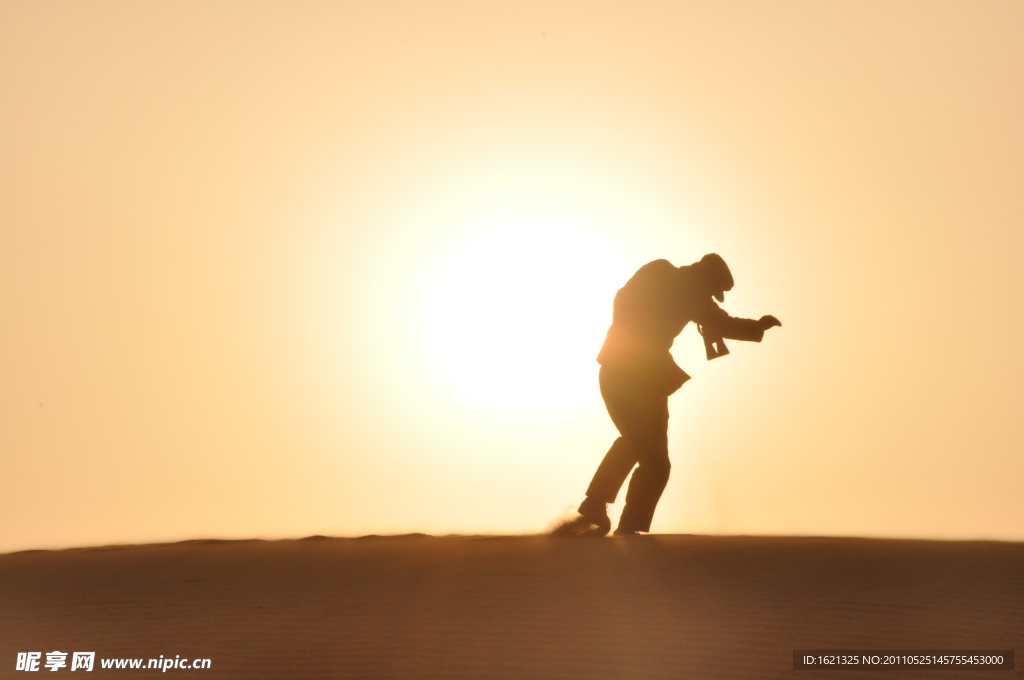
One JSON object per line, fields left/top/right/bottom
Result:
{"left": 1, "top": 535, "right": 1020, "bottom": 679}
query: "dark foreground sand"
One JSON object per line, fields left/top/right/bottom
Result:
{"left": 1, "top": 535, "right": 1020, "bottom": 679}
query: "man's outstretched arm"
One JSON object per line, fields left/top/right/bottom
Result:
{"left": 697, "top": 300, "right": 782, "bottom": 343}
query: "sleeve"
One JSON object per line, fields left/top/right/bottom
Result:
{"left": 693, "top": 298, "right": 764, "bottom": 343}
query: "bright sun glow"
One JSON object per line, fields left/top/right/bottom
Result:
{"left": 421, "top": 213, "right": 626, "bottom": 412}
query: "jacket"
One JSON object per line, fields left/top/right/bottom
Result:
{"left": 596, "top": 259, "right": 764, "bottom": 394}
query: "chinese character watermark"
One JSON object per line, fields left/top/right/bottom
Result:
{"left": 71, "top": 653, "right": 95, "bottom": 672}
{"left": 16, "top": 652, "right": 95, "bottom": 672}
{"left": 44, "top": 652, "right": 67, "bottom": 672}
{"left": 16, "top": 653, "right": 41, "bottom": 672}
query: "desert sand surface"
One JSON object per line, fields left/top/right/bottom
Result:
{"left": 1, "top": 534, "right": 1020, "bottom": 679}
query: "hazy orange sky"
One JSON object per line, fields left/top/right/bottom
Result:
{"left": 3, "top": 2, "right": 1023, "bottom": 552}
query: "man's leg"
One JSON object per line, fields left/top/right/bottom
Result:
{"left": 615, "top": 391, "right": 670, "bottom": 534}
{"left": 584, "top": 436, "right": 639, "bottom": 505}
{"left": 581, "top": 366, "right": 671, "bottom": 531}
{"left": 559, "top": 368, "right": 638, "bottom": 536}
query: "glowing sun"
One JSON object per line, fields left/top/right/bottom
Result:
{"left": 421, "top": 215, "right": 626, "bottom": 412}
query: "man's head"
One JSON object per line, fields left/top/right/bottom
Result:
{"left": 695, "top": 253, "right": 734, "bottom": 302}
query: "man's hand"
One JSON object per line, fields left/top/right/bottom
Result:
{"left": 758, "top": 315, "right": 782, "bottom": 331}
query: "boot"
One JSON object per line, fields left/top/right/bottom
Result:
{"left": 577, "top": 496, "right": 611, "bottom": 536}
{"left": 550, "top": 497, "right": 611, "bottom": 538}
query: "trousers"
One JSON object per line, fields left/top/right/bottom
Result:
{"left": 585, "top": 364, "right": 671, "bottom": 532}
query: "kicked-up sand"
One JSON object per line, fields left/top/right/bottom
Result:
{"left": 1, "top": 534, "right": 1021, "bottom": 679}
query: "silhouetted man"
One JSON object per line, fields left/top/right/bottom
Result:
{"left": 559, "top": 254, "right": 780, "bottom": 537}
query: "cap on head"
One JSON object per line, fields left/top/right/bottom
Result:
{"left": 698, "top": 253, "right": 734, "bottom": 302}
